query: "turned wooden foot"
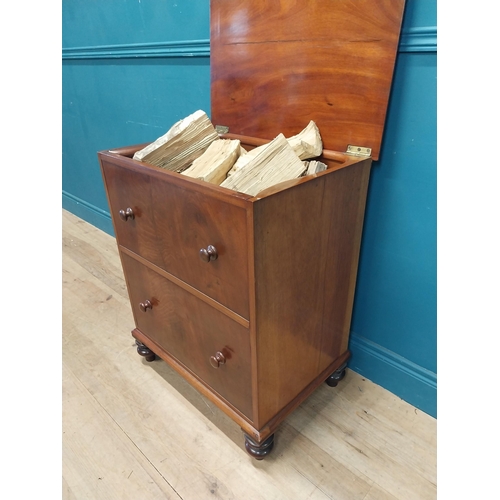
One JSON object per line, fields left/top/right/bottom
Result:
{"left": 244, "top": 433, "right": 275, "bottom": 460}
{"left": 325, "top": 363, "right": 347, "bottom": 387}
{"left": 135, "top": 340, "right": 156, "bottom": 362}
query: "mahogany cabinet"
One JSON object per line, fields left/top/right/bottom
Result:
{"left": 98, "top": 0, "right": 406, "bottom": 459}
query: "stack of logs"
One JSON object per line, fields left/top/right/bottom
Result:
{"left": 133, "top": 110, "right": 326, "bottom": 196}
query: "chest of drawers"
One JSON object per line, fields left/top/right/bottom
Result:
{"left": 98, "top": 0, "right": 406, "bottom": 459}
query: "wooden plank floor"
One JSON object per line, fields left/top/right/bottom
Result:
{"left": 62, "top": 209, "right": 437, "bottom": 500}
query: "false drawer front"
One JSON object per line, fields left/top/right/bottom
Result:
{"left": 121, "top": 252, "right": 253, "bottom": 419}
{"left": 101, "top": 160, "right": 249, "bottom": 319}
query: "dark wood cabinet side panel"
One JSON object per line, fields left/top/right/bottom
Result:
{"left": 333, "top": 162, "right": 372, "bottom": 354}
{"left": 253, "top": 159, "right": 372, "bottom": 425}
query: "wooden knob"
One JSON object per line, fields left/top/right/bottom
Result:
{"left": 210, "top": 351, "right": 226, "bottom": 368}
{"left": 199, "top": 245, "right": 218, "bottom": 262}
{"left": 139, "top": 300, "right": 152, "bottom": 313}
{"left": 119, "top": 207, "right": 135, "bottom": 221}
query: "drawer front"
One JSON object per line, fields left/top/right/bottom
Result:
{"left": 121, "top": 252, "right": 253, "bottom": 419}
{"left": 101, "top": 160, "right": 163, "bottom": 264}
{"left": 102, "top": 160, "right": 249, "bottom": 318}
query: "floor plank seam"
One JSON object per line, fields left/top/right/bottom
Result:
{"left": 64, "top": 362, "right": 185, "bottom": 500}
{"left": 290, "top": 465, "right": 334, "bottom": 500}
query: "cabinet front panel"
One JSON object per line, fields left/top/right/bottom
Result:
{"left": 102, "top": 160, "right": 249, "bottom": 318}
{"left": 121, "top": 252, "right": 253, "bottom": 419}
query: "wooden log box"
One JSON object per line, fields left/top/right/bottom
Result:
{"left": 98, "top": 0, "right": 406, "bottom": 460}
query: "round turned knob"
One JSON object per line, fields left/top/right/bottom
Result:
{"left": 119, "top": 207, "right": 135, "bottom": 221}
{"left": 210, "top": 351, "right": 226, "bottom": 368}
{"left": 139, "top": 300, "right": 152, "bottom": 313}
{"left": 199, "top": 245, "right": 218, "bottom": 263}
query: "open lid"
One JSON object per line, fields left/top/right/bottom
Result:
{"left": 210, "top": 0, "right": 406, "bottom": 160}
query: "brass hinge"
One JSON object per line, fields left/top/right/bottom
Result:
{"left": 215, "top": 125, "right": 229, "bottom": 134}
{"left": 346, "top": 145, "right": 372, "bottom": 158}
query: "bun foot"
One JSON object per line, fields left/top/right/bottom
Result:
{"left": 135, "top": 340, "right": 156, "bottom": 362}
{"left": 326, "top": 363, "right": 347, "bottom": 387}
{"left": 244, "top": 433, "right": 275, "bottom": 460}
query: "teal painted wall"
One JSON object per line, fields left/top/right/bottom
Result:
{"left": 349, "top": 0, "right": 437, "bottom": 417}
{"left": 62, "top": 0, "right": 211, "bottom": 232}
{"left": 62, "top": 1, "right": 437, "bottom": 417}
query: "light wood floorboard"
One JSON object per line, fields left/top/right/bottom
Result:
{"left": 62, "top": 209, "right": 436, "bottom": 500}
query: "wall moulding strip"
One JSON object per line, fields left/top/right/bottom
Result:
{"left": 399, "top": 26, "right": 437, "bottom": 53}
{"left": 348, "top": 332, "right": 437, "bottom": 417}
{"left": 62, "top": 39, "right": 211, "bottom": 60}
{"left": 62, "top": 191, "right": 115, "bottom": 236}
{"left": 62, "top": 27, "right": 437, "bottom": 61}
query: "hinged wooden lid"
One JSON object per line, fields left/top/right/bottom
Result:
{"left": 210, "top": 0, "right": 406, "bottom": 160}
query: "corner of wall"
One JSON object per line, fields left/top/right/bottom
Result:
{"left": 348, "top": 333, "right": 437, "bottom": 418}
{"left": 63, "top": 191, "right": 115, "bottom": 237}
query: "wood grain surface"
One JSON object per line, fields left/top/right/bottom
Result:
{"left": 120, "top": 252, "right": 253, "bottom": 419}
{"left": 210, "top": 0, "right": 406, "bottom": 159}
{"left": 252, "top": 158, "right": 372, "bottom": 427}
{"left": 100, "top": 158, "right": 250, "bottom": 318}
